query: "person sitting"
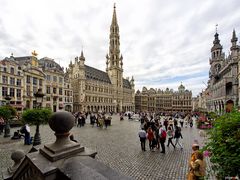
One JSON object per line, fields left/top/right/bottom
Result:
{"left": 11, "top": 130, "right": 24, "bottom": 140}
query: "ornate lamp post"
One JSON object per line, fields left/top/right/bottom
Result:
{"left": 4, "top": 95, "right": 12, "bottom": 137}
{"left": 33, "top": 88, "right": 44, "bottom": 146}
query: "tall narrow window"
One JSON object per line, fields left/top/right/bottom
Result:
{"left": 10, "top": 88, "right": 15, "bottom": 97}
{"left": 2, "top": 87, "right": 8, "bottom": 96}
{"left": 17, "top": 89, "right": 21, "bottom": 97}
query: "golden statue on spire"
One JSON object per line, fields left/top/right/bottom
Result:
{"left": 32, "top": 50, "right": 38, "bottom": 57}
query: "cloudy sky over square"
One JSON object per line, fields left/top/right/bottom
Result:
{"left": 0, "top": 0, "right": 240, "bottom": 96}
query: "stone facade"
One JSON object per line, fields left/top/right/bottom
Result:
{"left": 66, "top": 5, "right": 135, "bottom": 113}
{"left": 206, "top": 30, "right": 240, "bottom": 113}
{"left": 135, "top": 83, "right": 192, "bottom": 113}
{"left": 0, "top": 56, "right": 24, "bottom": 111}
{"left": 0, "top": 53, "right": 73, "bottom": 112}
{"left": 39, "top": 57, "right": 73, "bottom": 112}
{"left": 192, "top": 91, "right": 207, "bottom": 112}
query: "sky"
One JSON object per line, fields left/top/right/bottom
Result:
{"left": 0, "top": 0, "right": 240, "bottom": 97}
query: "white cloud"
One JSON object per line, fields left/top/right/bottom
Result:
{"left": 0, "top": 0, "right": 240, "bottom": 96}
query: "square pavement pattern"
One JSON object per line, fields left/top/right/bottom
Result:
{"left": 0, "top": 115, "right": 215, "bottom": 180}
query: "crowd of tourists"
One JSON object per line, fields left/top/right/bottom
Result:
{"left": 137, "top": 113, "right": 189, "bottom": 153}
{"left": 137, "top": 112, "right": 206, "bottom": 179}
{"left": 73, "top": 112, "right": 112, "bottom": 129}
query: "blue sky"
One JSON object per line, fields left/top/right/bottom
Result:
{"left": 0, "top": 0, "right": 240, "bottom": 96}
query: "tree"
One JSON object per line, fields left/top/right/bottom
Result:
{"left": 0, "top": 106, "right": 13, "bottom": 122}
{"left": 0, "top": 105, "right": 17, "bottom": 137}
{"left": 203, "top": 109, "right": 240, "bottom": 178}
{"left": 22, "top": 108, "right": 52, "bottom": 146}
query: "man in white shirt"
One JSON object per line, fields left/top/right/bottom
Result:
{"left": 138, "top": 128, "right": 146, "bottom": 151}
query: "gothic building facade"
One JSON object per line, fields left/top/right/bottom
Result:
{"left": 206, "top": 30, "right": 240, "bottom": 113}
{"left": 135, "top": 83, "right": 192, "bottom": 113}
{"left": 66, "top": 5, "right": 135, "bottom": 113}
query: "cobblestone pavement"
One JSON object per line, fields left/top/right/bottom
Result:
{"left": 0, "top": 115, "right": 215, "bottom": 180}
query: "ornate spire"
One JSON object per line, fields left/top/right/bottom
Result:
{"left": 131, "top": 76, "right": 134, "bottom": 82}
{"left": 111, "top": 3, "right": 118, "bottom": 27}
{"left": 213, "top": 32, "right": 220, "bottom": 45}
{"left": 211, "top": 27, "right": 222, "bottom": 52}
{"left": 79, "top": 50, "right": 85, "bottom": 61}
{"left": 231, "top": 29, "right": 237, "bottom": 42}
{"left": 107, "top": 3, "right": 122, "bottom": 70}
{"left": 231, "top": 29, "right": 239, "bottom": 52}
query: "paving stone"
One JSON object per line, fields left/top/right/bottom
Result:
{"left": 0, "top": 115, "right": 216, "bottom": 180}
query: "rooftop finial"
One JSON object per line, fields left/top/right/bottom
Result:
{"left": 114, "top": 3, "right": 116, "bottom": 9}
{"left": 215, "top": 24, "right": 218, "bottom": 33}
{"left": 32, "top": 50, "right": 38, "bottom": 57}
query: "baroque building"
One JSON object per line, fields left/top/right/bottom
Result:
{"left": 206, "top": 29, "right": 240, "bottom": 113}
{"left": 135, "top": 83, "right": 192, "bottom": 113}
{"left": 66, "top": 5, "right": 135, "bottom": 113}
{"left": 39, "top": 57, "right": 73, "bottom": 112}
{"left": 0, "top": 52, "right": 73, "bottom": 112}
{"left": 0, "top": 56, "right": 24, "bottom": 111}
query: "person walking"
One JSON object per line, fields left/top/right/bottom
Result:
{"left": 138, "top": 128, "right": 147, "bottom": 151}
{"left": 77, "top": 115, "right": 82, "bottom": 127}
{"left": 0, "top": 117, "right": 4, "bottom": 135}
{"left": 90, "top": 113, "right": 96, "bottom": 127}
{"left": 147, "top": 127, "right": 154, "bottom": 151}
{"left": 167, "top": 126, "right": 175, "bottom": 148}
{"left": 159, "top": 125, "right": 167, "bottom": 153}
{"left": 163, "top": 119, "right": 168, "bottom": 131}
{"left": 155, "top": 124, "right": 160, "bottom": 149}
{"left": 174, "top": 126, "right": 183, "bottom": 149}
{"left": 180, "top": 118, "right": 184, "bottom": 128}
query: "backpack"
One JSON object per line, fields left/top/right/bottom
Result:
{"left": 161, "top": 129, "right": 167, "bottom": 139}
{"left": 20, "top": 126, "right": 27, "bottom": 134}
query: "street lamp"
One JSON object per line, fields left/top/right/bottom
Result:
{"left": 34, "top": 88, "right": 44, "bottom": 109}
{"left": 4, "top": 95, "right": 12, "bottom": 137}
{"left": 33, "top": 88, "right": 44, "bottom": 146}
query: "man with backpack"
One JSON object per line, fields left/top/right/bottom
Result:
{"left": 159, "top": 125, "right": 167, "bottom": 153}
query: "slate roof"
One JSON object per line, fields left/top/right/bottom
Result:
{"left": 39, "top": 58, "right": 64, "bottom": 73}
{"left": 123, "top": 78, "right": 131, "bottom": 89}
{"left": 84, "top": 65, "right": 132, "bottom": 89}
{"left": 85, "top": 65, "right": 111, "bottom": 84}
